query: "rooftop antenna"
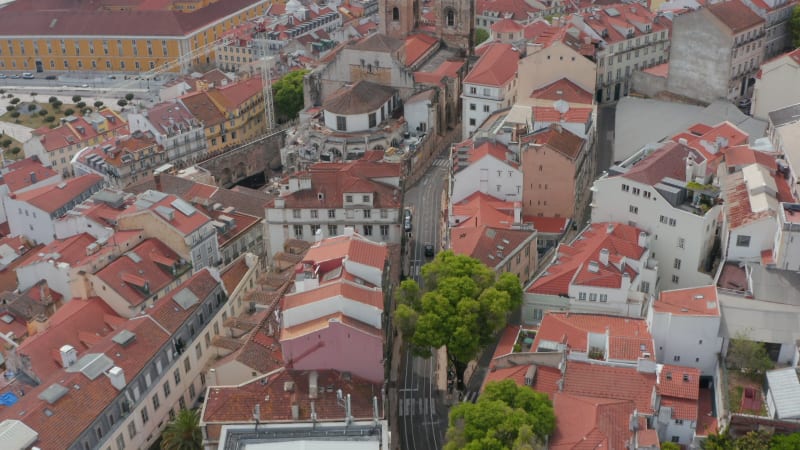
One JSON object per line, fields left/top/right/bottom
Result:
{"left": 372, "top": 396, "right": 379, "bottom": 425}
{"left": 336, "top": 389, "right": 353, "bottom": 426}
{"left": 311, "top": 401, "right": 318, "bottom": 428}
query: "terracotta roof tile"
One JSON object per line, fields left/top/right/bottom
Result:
{"left": 283, "top": 279, "right": 383, "bottom": 310}
{"left": 533, "top": 105, "right": 593, "bottom": 124}
{"left": 14, "top": 174, "right": 104, "bottom": 215}
{"left": 404, "top": 33, "right": 439, "bottom": 66}
{"left": 562, "top": 360, "right": 656, "bottom": 414}
{"left": 149, "top": 269, "right": 220, "bottom": 332}
{"left": 206, "top": 76, "right": 263, "bottom": 110}
{"left": 414, "top": 60, "right": 465, "bottom": 85}
{"left": 707, "top": 0, "right": 765, "bottom": 33}
{"left": 654, "top": 286, "right": 720, "bottom": 316}
{"left": 0, "top": 158, "right": 59, "bottom": 193}
{"left": 522, "top": 124, "right": 585, "bottom": 159}
{"left": 622, "top": 141, "right": 704, "bottom": 186}
{"left": 529, "top": 222, "right": 646, "bottom": 295}
{"left": 464, "top": 43, "right": 519, "bottom": 87}
{"left": 180, "top": 91, "right": 225, "bottom": 126}
{"left": 526, "top": 216, "right": 570, "bottom": 234}
{"left": 532, "top": 312, "right": 654, "bottom": 361}
{"left": 530, "top": 78, "right": 594, "bottom": 104}
{"left": 476, "top": 0, "right": 547, "bottom": 20}
{"left": 322, "top": 80, "right": 395, "bottom": 115}
{"left": 123, "top": 191, "right": 211, "bottom": 235}
{"left": 658, "top": 365, "right": 701, "bottom": 400}
{"left": 550, "top": 392, "right": 636, "bottom": 450}
{"left": 492, "top": 18, "right": 524, "bottom": 33}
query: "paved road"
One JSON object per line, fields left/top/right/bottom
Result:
{"left": 399, "top": 159, "right": 448, "bottom": 450}
{"left": 596, "top": 102, "right": 617, "bottom": 175}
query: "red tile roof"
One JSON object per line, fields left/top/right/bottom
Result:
{"left": 529, "top": 222, "right": 646, "bottom": 294}
{"left": 282, "top": 279, "right": 383, "bottom": 310}
{"left": 562, "top": 360, "right": 656, "bottom": 414}
{"left": 452, "top": 140, "right": 516, "bottom": 173}
{"left": 148, "top": 269, "right": 220, "bottom": 332}
{"left": 707, "top": 0, "right": 765, "bottom": 33}
{"left": 533, "top": 312, "right": 654, "bottom": 361}
{"left": 451, "top": 192, "right": 517, "bottom": 229}
{"left": 33, "top": 111, "right": 127, "bottom": 153}
{"left": 404, "top": 33, "right": 439, "bottom": 66}
{"left": 578, "top": 3, "right": 671, "bottom": 45}
{"left": 530, "top": 78, "right": 594, "bottom": 104}
{"left": 654, "top": 286, "right": 720, "bottom": 316}
{"left": 94, "top": 238, "right": 183, "bottom": 307}
{"left": 476, "top": 0, "right": 547, "bottom": 20}
{"left": 658, "top": 365, "right": 701, "bottom": 400}
{"left": 492, "top": 18, "right": 524, "bottom": 33}
{"left": 303, "top": 232, "right": 388, "bottom": 272}
{"left": 140, "top": 101, "right": 199, "bottom": 137}
{"left": 672, "top": 121, "right": 749, "bottom": 166}
{"left": 414, "top": 59, "right": 465, "bottom": 85}
{"left": 207, "top": 76, "right": 263, "bottom": 111}
{"left": 124, "top": 191, "right": 211, "bottom": 235}
{"left": 723, "top": 145, "right": 778, "bottom": 170}
{"left": 180, "top": 91, "right": 226, "bottom": 126}
{"left": 450, "top": 221, "right": 533, "bottom": 269}
{"left": 522, "top": 124, "right": 585, "bottom": 159}
{"left": 533, "top": 105, "right": 593, "bottom": 124}
{"left": 622, "top": 141, "right": 704, "bottom": 186}
{"left": 202, "top": 369, "right": 382, "bottom": 424}
{"left": 14, "top": 174, "right": 104, "bottom": 215}
{"left": 220, "top": 254, "right": 251, "bottom": 294}
{"left": 643, "top": 62, "right": 669, "bottom": 78}
{"left": 280, "top": 311, "right": 380, "bottom": 340}
{"left": 0, "top": 158, "right": 59, "bottom": 193}
{"left": 271, "top": 160, "right": 402, "bottom": 209}
{"left": 721, "top": 163, "right": 792, "bottom": 230}
{"left": 550, "top": 392, "right": 636, "bottom": 450}
{"left": 464, "top": 43, "right": 519, "bottom": 87}
{"left": 527, "top": 216, "right": 570, "bottom": 234}
{"left": 22, "top": 230, "right": 141, "bottom": 270}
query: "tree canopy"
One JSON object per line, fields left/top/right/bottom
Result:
{"left": 444, "top": 379, "right": 555, "bottom": 450}
{"left": 726, "top": 331, "right": 774, "bottom": 379}
{"left": 273, "top": 69, "right": 308, "bottom": 122}
{"left": 475, "top": 28, "right": 490, "bottom": 46}
{"left": 791, "top": 5, "right": 800, "bottom": 48}
{"left": 394, "top": 251, "right": 522, "bottom": 383}
{"left": 161, "top": 409, "right": 202, "bottom": 450}
{"left": 701, "top": 429, "right": 800, "bottom": 450}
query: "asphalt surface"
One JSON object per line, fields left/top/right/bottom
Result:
{"left": 596, "top": 102, "right": 617, "bottom": 175}
{"left": 398, "top": 159, "right": 448, "bottom": 450}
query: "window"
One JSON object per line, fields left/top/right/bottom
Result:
{"left": 116, "top": 435, "right": 125, "bottom": 450}
{"left": 336, "top": 116, "right": 346, "bottom": 131}
{"left": 469, "top": 118, "right": 476, "bottom": 126}
{"left": 671, "top": 436, "right": 680, "bottom": 443}
{"left": 362, "top": 195, "right": 369, "bottom": 203}
{"left": 363, "top": 209, "right": 371, "bottom": 218}
{"left": 621, "top": 184, "right": 630, "bottom": 192}
{"left": 483, "top": 105, "right": 490, "bottom": 112}
{"left": 469, "top": 87, "right": 476, "bottom": 94}
{"left": 589, "top": 293, "right": 598, "bottom": 302}
{"left": 599, "top": 294, "right": 607, "bottom": 303}
{"left": 673, "top": 258, "right": 681, "bottom": 270}
{"left": 668, "top": 218, "right": 676, "bottom": 227}
{"left": 673, "top": 356, "right": 680, "bottom": 362}
{"left": 174, "top": 369, "right": 181, "bottom": 385}
{"left": 328, "top": 209, "right": 336, "bottom": 218}
{"left": 293, "top": 208, "right": 301, "bottom": 219}
{"left": 310, "top": 210, "right": 318, "bottom": 219}
{"left": 640, "top": 281, "right": 650, "bottom": 294}
{"left": 195, "top": 343, "right": 202, "bottom": 360}
{"left": 141, "top": 406, "right": 149, "bottom": 424}
{"left": 392, "top": 7, "right": 399, "bottom": 21}
{"left": 578, "top": 292, "right": 587, "bottom": 301}
{"left": 469, "top": 103, "right": 476, "bottom": 111}
{"left": 659, "top": 215, "right": 668, "bottom": 224}
{"left": 363, "top": 225, "right": 373, "bottom": 236}
{"left": 698, "top": 339, "right": 703, "bottom": 345}
{"left": 152, "top": 393, "right": 160, "bottom": 411}
{"left": 629, "top": 205, "right": 638, "bottom": 214}
{"left": 293, "top": 225, "right": 303, "bottom": 238}
{"left": 310, "top": 224, "right": 320, "bottom": 236}
{"left": 677, "top": 237, "right": 685, "bottom": 249}
{"left": 163, "top": 380, "right": 171, "bottom": 397}
{"left": 328, "top": 224, "right": 338, "bottom": 236}
{"left": 671, "top": 275, "right": 679, "bottom": 284}
{"left": 128, "top": 421, "right": 136, "bottom": 439}
{"left": 380, "top": 225, "right": 389, "bottom": 237}
{"left": 445, "top": 8, "right": 455, "bottom": 26}
{"left": 368, "top": 112, "right": 377, "bottom": 128}
{"left": 380, "top": 209, "right": 388, "bottom": 219}
{"left": 632, "top": 187, "right": 640, "bottom": 195}
{"left": 736, "top": 235, "right": 751, "bottom": 247}
{"left": 189, "top": 383, "right": 196, "bottom": 399}
{"left": 178, "top": 396, "right": 186, "bottom": 410}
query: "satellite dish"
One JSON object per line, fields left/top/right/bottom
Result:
{"left": 554, "top": 99, "right": 570, "bottom": 114}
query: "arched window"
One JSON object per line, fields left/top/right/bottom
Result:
{"left": 445, "top": 8, "right": 455, "bottom": 27}
{"left": 392, "top": 7, "right": 399, "bottom": 21}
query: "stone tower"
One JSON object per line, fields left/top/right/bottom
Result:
{"left": 379, "top": 0, "right": 419, "bottom": 40}
{"left": 436, "top": 0, "right": 474, "bottom": 52}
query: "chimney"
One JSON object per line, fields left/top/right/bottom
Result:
{"left": 309, "top": 371, "right": 319, "bottom": 399}
{"left": 59, "top": 345, "right": 78, "bottom": 368}
{"left": 685, "top": 154, "right": 695, "bottom": 183}
{"left": 513, "top": 201, "right": 522, "bottom": 224}
{"left": 599, "top": 248, "right": 609, "bottom": 266}
{"left": 29, "top": 171, "right": 37, "bottom": 184}
{"left": 108, "top": 366, "right": 126, "bottom": 391}
{"left": 637, "top": 231, "right": 647, "bottom": 248}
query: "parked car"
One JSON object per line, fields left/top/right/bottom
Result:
{"left": 45, "top": 75, "right": 57, "bottom": 80}
{"left": 10, "top": 74, "right": 20, "bottom": 79}
{"left": 424, "top": 243, "right": 435, "bottom": 258}
{"left": 0, "top": 73, "right": 6, "bottom": 79}
{"left": 21, "top": 72, "right": 34, "bottom": 79}
{"left": 403, "top": 209, "right": 413, "bottom": 232}
{"left": 80, "top": 84, "right": 89, "bottom": 88}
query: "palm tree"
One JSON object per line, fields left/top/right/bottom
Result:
{"left": 161, "top": 409, "right": 202, "bottom": 450}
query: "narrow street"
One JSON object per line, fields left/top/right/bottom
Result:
{"left": 596, "top": 102, "right": 617, "bottom": 175}
{"left": 398, "top": 158, "right": 449, "bottom": 450}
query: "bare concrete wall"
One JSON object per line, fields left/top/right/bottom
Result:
{"left": 631, "top": 71, "right": 668, "bottom": 98}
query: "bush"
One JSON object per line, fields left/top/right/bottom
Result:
{"left": 44, "top": 115, "right": 56, "bottom": 123}
{"left": 10, "top": 111, "right": 20, "bottom": 118}
{"left": 48, "top": 96, "right": 58, "bottom": 103}
{"left": 64, "top": 108, "right": 75, "bottom": 116}
{"left": 38, "top": 109, "right": 48, "bottom": 116}
{"left": 125, "top": 93, "right": 134, "bottom": 101}
{"left": 11, "top": 147, "right": 20, "bottom": 155}
{"left": 72, "top": 95, "right": 82, "bottom": 103}
{"left": 27, "top": 104, "right": 37, "bottom": 112}
{"left": 93, "top": 101, "right": 104, "bottom": 108}
{"left": 10, "top": 98, "right": 20, "bottom": 105}
{"left": 76, "top": 101, "right": 86, "bottom": 109}
{"left": 0, "top": 138, "right": 11, "bottom": 148}
{"left": 5, "top": 105, "right": 14, "bottom": 112}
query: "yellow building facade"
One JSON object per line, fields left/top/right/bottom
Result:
{"left": 0, "top": 0, "right": 270, "bottom": 74}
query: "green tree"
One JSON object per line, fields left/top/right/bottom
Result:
{"left": 394, "top": 251, "right": 522, "bottom": 385}
{"left": 27, "top": 104, "right": 37, "bottom": 112}
{"left": 10, "top": 147, "right": 20, "bottom": 155}
{"left": 475, "top": 28, "right": 490, "bottom": 46}
{"left": 733, "top": 431, "right": 771, "bottom": 450}
{"left": 76, "top": 101, "right": 86, "bottom": 109}
{"left": 273, "top": 69, "right": 308, "bottom": 122}
{"left": 0, "top": 138, "right": 11, "bottom": 149}
{"left": 10, "top": 98, "right": 20, "bottom": 105}
{"left": 117, "top": 99, "right": 128, "bottom": 108}
{"left": 772, "top": 432, "right": 800, "bottom": 450}
{"left": 5, "top": 105, "right": 14, "bottom": 112}
{"left": 10, "top": 111, "right": 20, "bottom": 118}
{"left": 661, "top": 443, "right": 680, "bottom": 450}
{"left": 72, "top": 95, "right": 82, "bottom": 103}
{"left": 726, "top": 331, "right": 774, "bottom": 379}
{"left": 64, "top": 108, "right": 75, "bottom": 116}
{"left": 44, "top": 115, "right": 56, "bottom": 123}
{"left": 125, "top": 93, "right": 135, "bottom": 101}
{"left": 702, "top": 429, "right": 734, "bottom": 450}
{"left": 38, "top": 109, "right": 48, "bottom": 116}
{"left": 161, "top": 409, "right": 202, "bottom": 450}
{"left": 444, "top": 380, "right": 555, "bottom": 450}
{"left": 791, "top": 5, "right": 800, "bottom": 48}
{"left": 93, "top": 100, "right": 104, "bottom": 108}
{"left": 48, "top": 96, "right": 58, "bottom": 104}
{"left": 52, "top": 100, "right": 63, "bottom": 110}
